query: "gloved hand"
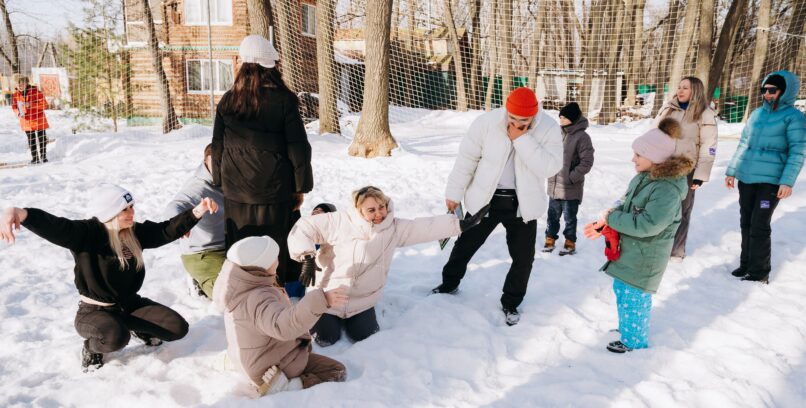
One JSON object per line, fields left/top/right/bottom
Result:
{"left": 459, "top": 204, "right": 491, "bottom": 232}
{"left": 300, "top": 254, "right": 321, "bottom": 287}
{"left": 602, "top": 226, "right": 621, "bottom": 261}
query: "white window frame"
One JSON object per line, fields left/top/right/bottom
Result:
{"left": 186, "top": 59, "right": 234, "bottom": 95}
{"left": 184, "top": 0, "right": 233, "bottom": 26}
{"left": 301, "top": 4, "right": 316, "bottom": 37}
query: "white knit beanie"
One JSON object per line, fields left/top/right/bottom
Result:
{"left": 631, "top": 118, "right": 682, "bottom": 164}
{"left": 88, "top": 184, "right": 135, "bottom": 223}
{"left": 239, "top": 35, "right": 279, "bottom": 69}
{"left": 227, "top": 236, "right": 280, "bottom": 270}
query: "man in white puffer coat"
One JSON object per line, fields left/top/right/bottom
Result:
{"left": 433, "top": 87, "right": 564, "bottom": 326}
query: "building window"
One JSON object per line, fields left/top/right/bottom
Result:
{"left": 186, "top": 60, "right": 234, "bottom": 94}
{"left": 185, "top": 0, "right": 233, "bottom": 25}
{"left": 301, "top": 4, "right": 316, "bottom": 36}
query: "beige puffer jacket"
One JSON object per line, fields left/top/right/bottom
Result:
{"left": 288, "top": 200, "right": 461, "bottom": 318}
{"left": 212, "top": 260, "right": 329, "bottom": 385}
{"left": 654, "top": 98, "right": 719, "bottom": 182}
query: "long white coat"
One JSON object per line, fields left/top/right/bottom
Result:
{"left": 445, "top": 108, "right": 564, "bottom": 222}
{"left": 287, "top": 201, "right": 461, "bottom": 318}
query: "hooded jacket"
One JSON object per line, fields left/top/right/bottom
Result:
{"left": 654, "top": 97, "right": 718, "bottom": 182}
{"left": 546, "top": 117, "right": 595, "bottom": 201}
{"left": 213, "top": 260, "right": 329, "bottom": 384}
{"left": 602, "top": 155, "right": 694, "bottom": 293}
{"left": 726, "top": 70, "right": 806, "bottom": 187}
{"left": 445, "top": 108, "right": 564, "bottom": 222}
{"left": 164, "top": 163, "right": 226, "bottom": 254}
{"left": 11, "top": 85, "right": 49, "bottom": 132}
{"left": 287, "top": 200, "right": 461, "bottom": 318}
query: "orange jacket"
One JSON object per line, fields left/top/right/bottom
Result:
{"left": 11, "top": 86, "right": 49, "bottom": 132}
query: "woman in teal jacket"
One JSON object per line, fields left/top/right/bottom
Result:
{"left": 725, "top": 70, "right": 806, "bottom": 283}
{"left": 586, "top": 118, "right": 693, "bottom": 353}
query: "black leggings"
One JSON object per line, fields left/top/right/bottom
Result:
{"left": 74, "top": 295, "right": 189, "bottom": 353}
{"left": 26, "top": 130, "right": 47, "bottom": 163}
{"left": 311, "top": 307, "right": 379, "bottom": 345}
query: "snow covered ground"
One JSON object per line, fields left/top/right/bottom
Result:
{"left": 0, "top": 106, "right": 805, "bottom": 407}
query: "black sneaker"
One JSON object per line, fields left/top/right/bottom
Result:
{"left": 741, "top": 275, "right": 769, "bottom": 284}
{"left": 131, "top": 331, "right": 163, "bottom": 347}
{"left": 503, "top": 306, "right": 520, "bottom": 326}
{"left": 431, "top": 283, "right": 458, "bottom": 295}
{"left": 81, "top": 339, "right": 103, "bottom": 371}
{"left": 606, "top": 340, "right": 632, "bottom": 353}
{"left": 731, "top": 267, "right": 747, "bottom": 277}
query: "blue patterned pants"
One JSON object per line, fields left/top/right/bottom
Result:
{"left": 613, "top": 279, "right": 652, "bottom": 349}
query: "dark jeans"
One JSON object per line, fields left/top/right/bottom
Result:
{"left": 738, "top": 181, "right": 781, "bottom": 278}
{"left": 545, "top": 198, "right": 580, "bottom": 242}
{"left": 311, "top": 307, "right": 380, "bottom": 345}
{"left": 26, "top": 130, "right": 47, "bottom": 163}
{"left": 441, "top": 201, "right": 537, "bottom": 309}
{"left": 74, "top": 295, "right": 189, "bottom": 354}
{"left": 671, "top": 173, "right": 696, "bottom": 258}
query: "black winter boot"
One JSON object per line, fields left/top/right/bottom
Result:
{"left": 131, "top": 331, "right": 163, "bottom": 347}
{"left": 81, "top": 339, "right": 103, "bottom": 371}
{"left": 431, "top": 283, "right": 458, "bottom": 295}
{"left": 503, "top": 305, "right": 520, "bottom": 326}
{"left": 731, "top": 267, "right": 747, "bottom": 277}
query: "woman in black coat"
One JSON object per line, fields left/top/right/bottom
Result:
{"left": 212, "top": 35, "right": 314, "bottom": 286}
{"left": 0, "top": 184, "right": 218, "bottom": 370}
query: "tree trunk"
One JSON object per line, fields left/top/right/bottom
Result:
{"left": 485, "top": 0, "right": 499, "bottom": 110}
{"left": 744, "top": 0, "right": 771, "bottom": 120}
{"left": 582, "top": 0, "right": 605, "bottom": 117}
{"left": 407, "top": 0, "right": 417, "bottom": 49}
{"left": 601, "top": 0, "right": 627, "bottom": 124}
{"left": 317, "top": 0, "right": 340, "bottom": 135}
{"left": 782, "top": 0, "right": 806, "bottom": 71}
{"left": 667, "top": 0, "right": 700, "bottom": 96}
{"left": 695, "top": 0, "right": 714, "bottom": 88}
{"left": 468, "top": 0, "right": 482, "bottom": 109}
{"left": 499, "top": 0, "right": 513, "bottom": 101}
{"left": 274, "top": 2, "right": 302, "bottom": 92}
{"left": 141, "top": 0, "right": 180, "bottom": 133}
{"left": 707, "top": 0, "right": 749, "bottom": 100}
{"left": 652, "top": 0, "right": 681, "bottom": 117}
{"left": 349, "top": 0, "right": 398, "bottom": 158}
{"left": 246, "top": 0, "right": 272, "bottom": 39}
{"left": 0, "top": 0, "right": 19, "bottom": 73}
{"left": 527, "top": 1, "right": 546, "bottom": 92}
{"left": 444, "top": 0, "right": 467, "bottom": 111}
{"left": 625, "top": 0, "right": 645, "bottom": 106}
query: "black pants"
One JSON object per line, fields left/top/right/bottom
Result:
{"left": 26, "top": 130, "right": 47, "bottom": 163}
{"left": 671, "top": 173, "right": 696, "bottom": 258}
{"left": 74, "top": 295, "right": 188, "bottom": 354}
{"left": 738, "top": 181, "right": 781, "bottom": 278}
{"left": 545, "top": 198, "right": 580, "bottom": 242}
{"left": 224, "top": 199, "right": 297, "bottom": 284}
{"left": 311, "top": 307, "right": 380, "bottom": 345}
{"left": 441, "top": 198, "right": 537, "bottom": 309}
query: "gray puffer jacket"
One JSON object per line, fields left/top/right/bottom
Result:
{"left": 546, "top": 117, "right": 595, "bottom": 201}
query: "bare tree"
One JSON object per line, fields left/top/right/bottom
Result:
{"left": 140, "top": 0, "right": 180, "bottom": 133}
{"left": 601, "top": 0, "right": 627, "bottom": 124}
{"left": 247, "top": 0, "right": 272, "bottom": 39}
{"left": 467, "top": 0, "right": 482, "bottom": 109}
{"left": 0, "top": 0, "right": 19, "bottom": 73}
{"left": 625, "top": 0, "right": 645, "bottom": 106}
{"left": 406, "top": 0, "right": 417, "bottom": 49}
{"left": 707, "top": 0, "right": 749, "bottom": 99}
{"left": 652, "top": 0, "right": 681, "bottom": 116}
{"left": 744, "top": 0, "right": 771, "bottom": 119}
{"left": 485, "top": 0, "right": 499, "bottom": 110}
{"left": 317, "top": 0, "right": 341, "bottom": 134}
{"left": 667, "top": 0, "right": 700, "bottom": 94}
{"left": 499, "top": 0, "right": 513, "bottom": 101}
{"left": 444, "top": 0, "right": 467, "bottom": 111}
{"left": 694, "top": 0, "right": 714, "bottom": 86}
{"left": 273, "top": 2, "right": 302, "bottom": 92}
{"left": 348, "top": 0, "right": 398, "bottom": 158}
{"left": 581, "top": 0, "right": 606, "bottom": 116}
{"left": 782, "top": 0, "right": 806, "bottom": 71}
{"left": 527, "top": 0, "right": 547, "bottom": 92}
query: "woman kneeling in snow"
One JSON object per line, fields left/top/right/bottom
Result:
{"left": 288, "top": 186, "right": 488, "bottom": 347}
{"left": 213, "top": 236, "right": 348, "bottom": 395}
{"left": 0, "top": 184, "right": 218, "bottom": 370}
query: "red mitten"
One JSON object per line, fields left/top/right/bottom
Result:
{"left": 602, "top": 226, "right": 621, "bottom": 261}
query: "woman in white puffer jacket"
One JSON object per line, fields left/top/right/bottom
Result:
{"left": 287, "top": 186, "right": 487, "bottom": 346}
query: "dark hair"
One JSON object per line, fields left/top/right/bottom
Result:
{"left": 204, "top": 143, "right": 212, "bottom": 159}
{"left": 217, "top": 63, "right": 296, "bottom": 120}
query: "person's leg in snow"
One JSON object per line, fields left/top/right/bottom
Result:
{"left": 437, "top": 211, "right": 500, "bottom": 292}
{"left": 74, "top": 303, "right": 131, "bottom": 369}
{"left": 26, "top": 131, "right": 39, "bottom": 163}
{"left": 738, "top": 182, "right": 780, "bottom": 282}
{"left": 610, "top": 279, "right": 651, "bottom": 353}
{"left": 500, "top": 212, "right": 537, "bottom": 325}
{"left": 299, "top": 353, "right": 347, "bottom": 388}
{"left": 120, "top": 296, "right": 189, "bottom": 344}
{"left": 544, "top": 198, "right": 562, "bottom": 250}
{"left": 560, "top": 199, "right": 580, "bottom": 255}
{"left": 311, "top": 313, "right": 344, "bottom": 346}
{"left": 344, "top": 307, "right": 380, "bottom": 342}
{"left": 180, "top": 249, "right": 226, "bottom": 299}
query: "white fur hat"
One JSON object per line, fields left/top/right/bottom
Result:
{"left": 239, "top": 35, "right": 279, "bottom": 69}
{"left": 88, "top": 184, "right": 134, "bottom": 223}
{"left": 227, "top": 236, "right": 280, "bottom": 270}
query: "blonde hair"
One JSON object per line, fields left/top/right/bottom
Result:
{"left": 104, "top": 218, "right": 144, "bottom": 271}
{"left": 674, "top": 76, "right": 709, "bottom": 122}
{"left": 352, "top": 186, "right": 390, "bottom": 208}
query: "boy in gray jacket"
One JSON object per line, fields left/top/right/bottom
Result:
{"left": 164, "top": 144, "right": 226, "bottom": 298}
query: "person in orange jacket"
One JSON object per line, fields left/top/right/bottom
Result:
{"left": 11, "top": 75, "right": 50, "bottom": 164}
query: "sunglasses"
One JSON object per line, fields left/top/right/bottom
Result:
{"left": 760, "top": 87, "right": 779, "bottom": 95}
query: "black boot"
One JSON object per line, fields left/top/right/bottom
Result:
{"left": 503, "top": 305, "right": 520, "bottom": 326}
{"left": 430, "top": 283, "right": 458, "bottom": 295}
{"left": 81, "top": 339, "right": 103, "bottom": 371}
{"left": 741, "top": 275, "right": 769, "bottom": 284}
{"left": 606, "top": 340, "right": 633, "bottom": 353}
{"left": 731, "top": 267, "right": 747, "bottom": 277}
{"left": 131, "top": 331, "right": 163, "bottom": 347}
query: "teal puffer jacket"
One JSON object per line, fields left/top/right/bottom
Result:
{"left": 726, "top": 70, "right": 806, "bottom": 187}
{"left": 602, "top": 155, "right": 694, "bottom": 294}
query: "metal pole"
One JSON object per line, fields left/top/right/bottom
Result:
{"left": 207, "top": 0, "right": 215, "bottom": 124}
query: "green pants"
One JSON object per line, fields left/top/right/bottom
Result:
{"left": 180, "top": 250, "right": 226, "bottom": 298}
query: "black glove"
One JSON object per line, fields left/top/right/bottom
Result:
{"left": 300, "top": 254, "right": 321, "bottom": 287}
{"left": 459, "top": 204, "right": 492, "bottom": 232}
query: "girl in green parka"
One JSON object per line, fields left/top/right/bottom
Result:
{"left": 585, "top": 118, "right": 694, "bottom": 353}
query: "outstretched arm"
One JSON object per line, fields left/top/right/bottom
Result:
{"left": 3, "top": 207, "right": 94, "bottom": 251}
{"left": 137, "top": 198, "right": 217, "bottom": 249}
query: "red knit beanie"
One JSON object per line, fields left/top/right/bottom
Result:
{"left": 506, "top": 87, "right": 539, "bottom": 117}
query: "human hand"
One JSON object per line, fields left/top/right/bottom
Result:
{"left": 725, "top": 176, "right": 735, "bottom": 190}
{"left": 0, "top": 207, "right": 27, "bottom": 244}
{"left": 778, "top": 185, "right": 793, "bottom": 199}
{"left": 507, "top": 122, "right": 529, "bottom": 141}
{"left": 324, "top": 286, "right": 348, "bottom": 309}
{"left": 583, "top": 221, "right": 605, "bottom": 240}
{"left": 192, "top": 197, "right": 218, "bottom": 219}
{"left": 445, "top": 199, "right": 458, "bottom": 212}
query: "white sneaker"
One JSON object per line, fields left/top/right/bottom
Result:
{"left": 256, "top": 366, "right": 290, "bottom": 396}
{"left": 669, "top": 256, "right": 684, "bottom": 263}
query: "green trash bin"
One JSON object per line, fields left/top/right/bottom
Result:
{"left": 723, "top": 96, "right": 749, "bottom": 123}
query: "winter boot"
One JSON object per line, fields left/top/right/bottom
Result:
{"left": 542, "top": 237, "right": 556, "bottom": 253}
{"left": 256, "top": 365, "right": 290, "bottom": 396}
{"left": 187, "top": 277, "right": 208, "bottom": 299}
{"left": 741, "top": 275, "right": 769, "bottom": 284}
{"left": 131, "top": 331, "right": 163, "bottom": 347}
{"left": 503, "top": 305, "right": 520, "bottom": 326}
{"left": 731, "top": 267, "right": 747, "bottom": 277}
{"left": 81, "top": 339, "right": 104, "bottom": 371}
{"left": 559, "top": 240, "right": 576, "bottom": 256}
{"left": 431, "top": 283, "right": 459, "bottom": 295}
{"left": 606, "top": 340, "right": 632, "bottom": 354}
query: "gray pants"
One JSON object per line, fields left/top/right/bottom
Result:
{"left": 671, "top": 173, "right": 696, "bottom": 258}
